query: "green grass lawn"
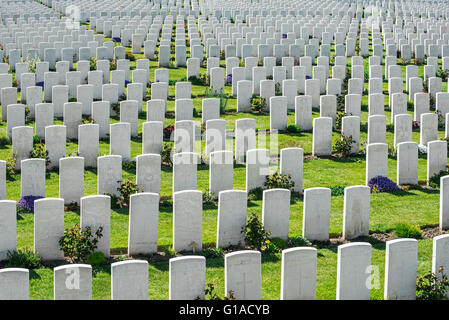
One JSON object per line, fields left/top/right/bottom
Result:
{"left": 0, "top": 16, "right": 448, "bottom": 300}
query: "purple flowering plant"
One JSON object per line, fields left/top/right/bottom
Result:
{"left": 367, "top": 176, "right": 400, "bottom": 193}
{"left": 17, "top": 195, "right": 44, "bottom": 214}
{"left": 111, "top": 37, "right": 121, "bottom": 42}
{"left": 225, "top": 74, "right": 232, "bottom": 83}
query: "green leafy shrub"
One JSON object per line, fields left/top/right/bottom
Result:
{"left": 0, "top": 132, "right": 11, "bottom": 147}
{"left": 109, "top": 59, "right": 117, "bottom": 70}
{"left": 25, "top": 106, "right": 31, "bottom": 122}
{"left": 337, "top": 94, "right": 345, "bottom": 111}
{"left": 29, "top": 142, "right": 50, "bottom": 167}
{"left": 85, "top": 252, "right": 105, "bottom": 265}
{"left": 59, "top": 224, "right": 104, "bottom": 262}
{"left": 81, "top": 116, "right": 95, "bottom": 124}
{"left": 394, "top": 223, "right": 422, "bottom": 239}
{"left": 263, "top": 239, "right": 282, "bottom": 254}
{"left": 110, "top": 103, "right": 120, "bottom": 117}
{"left": 160, "top": 199, "right": 173, "bottom": 208}
{"left": 335, "top": 111, "right": 347, "bottom": 131}
{"left": 287, "top": 236, "right": 312, "bottom": 247}
{"left": 333, "top": 135, "right": 356, "bottom": 157}
{"left": 264, "top": 171, "right": 295, "bottom": 190}
{"left": 6, "top": 153, "right": 17, "bottom": 178}
{"left": 89, "top": 57, "right": 97, "bottom": 70}
{"left": 429, "top": 170, "right": 449, "bottom": 189}
{"left": 200, "top": 247, "right": 224, "bottom": 259}
{"left": 202, "top": 190, "right": 218, "bottom": 205}
{"left": 115, "top": 178, "right": 143, "bottom": 208}
{"left": 118, "top": 93, "right": 127, "bottom": 101}
{"left": 251, "top": 95, "right": 267, "bottom": 113}
{"left": 248, "top": 187, "right": 263, "bottom": 201}
{"left": 200, "top": 73, "right": 210, "bottom": 85}
{"left": 6, "top": 248, "right": 41, "bottom": 269}
{"left": 438, "top": 67, "right": 449, "bottom": 82}
{"left": 161, "top": 142, "right": 174, "bottom": 166}
{"left": 125, "top": 51, "right": 136, "bottom": 61}
{"left": 164, "top": 246, "right": 177, "bottom": 257}
{"left": 397, "top": 57, "right": 408, "bottom": 66}
{"left": 270, "top": 237, "right": 287, "bottom": 249}
{"left": 330, "top": 185, "right": 345, "bottom": 196}
{"left": 416, "top": 267, "right": 449, "bottom": 300}
{"left": 275, "top": 82, "right": 282, "bottom": 96}
{"left": 122, "top": 160, "right": 136, "bottom": 172}
{"left": 242, "top": 212, "right": 271, "bottom": 251}
{"left": 286, "top": 124, "right": 301, "bottom": 133}
{"left": 26, "top": 55, "right": 40, "bottom": 73}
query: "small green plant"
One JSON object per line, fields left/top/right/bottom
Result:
{"left": 0, "top": 131, "right": 11, "bottom": 147}
{"left": 81, "top": 116, "right": 95, "bottom": 124}
{"left": 25, "top": 106, "right": 31, "bottom": 122}
{"left": 29, "top": 142, "right": 50, "bottom": 167}
{"left": 125, "top": 51, "right": 136, "bottom": 61}
{"left": 264, "top": 171, "right": 295, "bottom": 190}
{"left": 263, "top": 239, "right": 282, "bottom": 254}
{"left": 6, "top": 248, "right": 41, "bottom": 269}
{"left": 397, "top": 57, "right": 408, "bottom": 66}
{"left": 335, "top": 111, "right": 347, "bottom": 131}
{"left": 89, "top": 57, "right": 98, "bottom": 71}
{"left": 164, "top": 246, "right": 177, "bottom": 257}
{"left": 275, "top": 82, "right": 282, "bottom": 96}
{"left": 110, "top": 103, "right": 120, "bottom": 117}
{"left": 416, "top": 267, "right": 449, "bottom": 300}
{"left": 200, "top": 247, "right": 224, "bottom": 259}
{"left": 85, "top": 252, "right": 105, "bottom": 265}
{"left": 247, "top": 187, "right": 264, "bottom": 201}
{"left": 115, "top": 178, "right": 143, "bottom": 208}
{"left": 161, "top": 143, "right": 174, "bottom": 166}
{"left": 200, "top": 73, "right": 209, "bottom": 85}
{"left": 438, "top": 67, "right": 449, "bottom": 82}
{"left": 436, "top": 110, "right": 445, "bottom": 129}
{"left": 264, "top": 237, "right": 287, "bottom": 254}
{"left": 58, "top": 224, "right": 104, "bottom": 262}
{"left": 329, "top": 185, "right": 345, "bottom": 196}
{"left": 251, "top": 95, "right": 267, "bottom": 113}
{"left": 118, "top": 93, "right": 127, "bottom": 101}
{"left": 394, "top": 223, "right": 422, "bottom": 239}
{"left": 6, "top": 153, "right": 17, "bottom": 178}
{"left": 160, "top": 199, "right": 173, "bottom": 208}
{"left": 122, "top": 160, "right": 136, "bottom": 172}
{"left": 109, "top": 59, "right": 117, "bottom": 70}
{"left": 243, "top": 212, "right": 271, "bottom": 251}
{"left": 202, "top": 190, "right": 218, "bottom": 205}
{"left": 333, "top": 135, "right": 356, "bottom": 157}
{"left": 26, "top": 55, "right": 40, "bottom": 73}
{"left": 286, "top": 124, "right": 301, "bottom": 134}
{"left": 429, "top": 170, "right": 449, "bottom": 189}
{"left": 337, "top": 94, "right": 345, "bottom": 111}
{"left": 287, "top": 236, "right": 312, "bottom": 247}
{"left": 205, "top": 283, "right": 221, "bottom": 300}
